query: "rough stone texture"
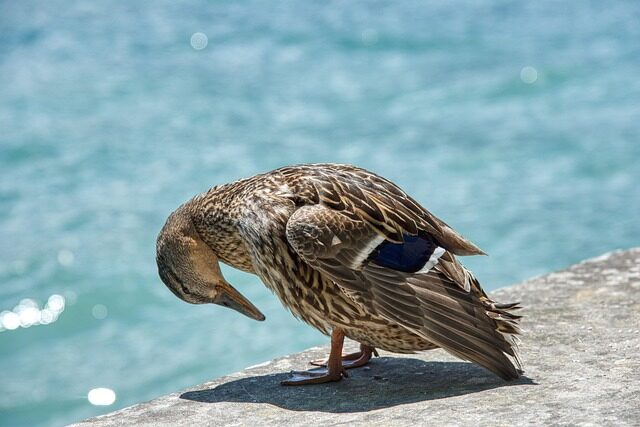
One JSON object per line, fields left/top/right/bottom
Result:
{"left": 74, "top": 249, "right": 640, "bottom": 426}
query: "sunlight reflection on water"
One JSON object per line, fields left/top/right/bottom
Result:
{"left": 0, "top": 294, "right": 66, "bottom": 332}
{"left": 87, "top": 388, "right": 117, "bottom": 406}
{"left": 1, "top": 0, "right": 639, "bottom": 426}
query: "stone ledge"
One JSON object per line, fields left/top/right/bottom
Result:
{"left": 73, "top": 248, "right": 640, "bottom": 426}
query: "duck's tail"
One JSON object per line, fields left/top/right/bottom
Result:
{"left": 473, "top": 274, "right": 524, "bottom": 377}
{"left": 405, "top": 265, "right": 524, "bottom": 380}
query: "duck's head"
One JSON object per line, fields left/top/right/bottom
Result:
{"left": 155, "top": 205, "right": 265, "bottom": 321}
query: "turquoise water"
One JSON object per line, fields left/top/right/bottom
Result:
{"left": 1, "top": 0, "right": 639, "bottom": 425}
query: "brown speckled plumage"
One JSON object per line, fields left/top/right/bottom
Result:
{"left": 157, "top": 163, "right": 523, "bottom": 381}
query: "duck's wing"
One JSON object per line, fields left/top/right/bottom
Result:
{"left": 286, "top": 164, "right": 486, "bottom": 256}
{"left": 285, "top": 203, "right": 522, "bottom": 380}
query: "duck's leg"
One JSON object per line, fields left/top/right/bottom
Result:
{"left": 310, "top": 344, "right": 379, "bottom": 369}
{"left": 281, "top": 329, "right": 348, "bottom": 386}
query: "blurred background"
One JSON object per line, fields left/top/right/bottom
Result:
{"left": 1, "top": 0, "right": 639, "bottom": 425}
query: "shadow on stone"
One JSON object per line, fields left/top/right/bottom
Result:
{"left": 181, "top": 357, "right": 534, "bottom": 413}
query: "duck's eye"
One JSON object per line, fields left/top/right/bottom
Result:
{"left": 180, "top": 283, "right": 193, "bottom": 296}
{"left": 162, "top": 267, "right": 193, "bottom": 297}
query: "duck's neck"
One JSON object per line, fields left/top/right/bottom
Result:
{"left": 188, "top": 183, "right": 257, "bottom": 273}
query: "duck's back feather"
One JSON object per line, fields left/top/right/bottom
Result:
{"left": 280, "top": 164, "right": 486, "bottom": 256}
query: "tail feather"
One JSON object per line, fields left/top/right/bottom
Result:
{"left": 424, "top": 269, "right": 524, "bottom": 379}
{"left": 361, "top": 257, "right": 524, "bottom": 380}
{"left": 477, "top": 280, "right": 524, "bottom": 374}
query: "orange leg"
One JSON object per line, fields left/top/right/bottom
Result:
{"left": 281, "top": 329, "right": 349, "bottom": 386}
{"left": 310, "top": 344, "right": 378, "bottom": 369}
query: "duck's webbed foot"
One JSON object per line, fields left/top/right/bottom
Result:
{"left": 280, "top": 366, "right": 348, "bottom": 385}
{"left": 310, "top": 344, "right": 378, "bottom": 369}
{"left": 281, "top": 328, "right": 350, "bottom": 386}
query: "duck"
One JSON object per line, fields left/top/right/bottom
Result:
{"left": 156, "top": 163, "right": 522, "bottom": 385}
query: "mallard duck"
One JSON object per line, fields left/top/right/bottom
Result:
{"left": 156, "top": 163, "right": 522, "bottom": 385}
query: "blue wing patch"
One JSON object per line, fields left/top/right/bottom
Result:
{"left": 368, "top": 233, "right": 439, "bottom": 273}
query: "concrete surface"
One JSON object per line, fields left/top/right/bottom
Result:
{"left": 73, "top": 248, "right": 640, "bottom": 426}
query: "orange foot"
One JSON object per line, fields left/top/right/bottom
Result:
{"left": 280, "top": 366, "right": 348, "bottom": 385}
{"left": 309, "top": 344, "right": 379, "bottom": 369}
{"left": 282, "top": 329, "right": 356, "bottom": 386}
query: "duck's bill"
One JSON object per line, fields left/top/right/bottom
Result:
{"left": 214, "top": 285, "right": 266, "bottom": 321}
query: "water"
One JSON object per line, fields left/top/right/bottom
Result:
{"left": 1, "top": 0, "right": 639, "bottom": 425}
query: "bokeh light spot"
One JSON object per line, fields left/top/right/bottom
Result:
{"left": 92, "top": 304, "right": 108, "bottom": 319}
{"left": 520, "top": 66, "right": 538, "bottom": 84}
{"left": 19, "top": 307, "right": 41, "bottom": 327}
{"left": 40, "top": 309, "right": 56, "bottom": 324}
{"left": 190, "top": 32, "right": 208, "bottom": 50}
{"left": 48, "top": 294, "right": 65, "bottom": 312}
{"left": 87, "top": 388, "right": 116, "bottom": 406}
{"left": 1, "top": 311, "right": 20, "bottom": 330}
{"left": 0, "top": 294, "right": 66, "bottom": 332}
{"left": 57, "top": 249, "right": 75, "bottom": 267}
